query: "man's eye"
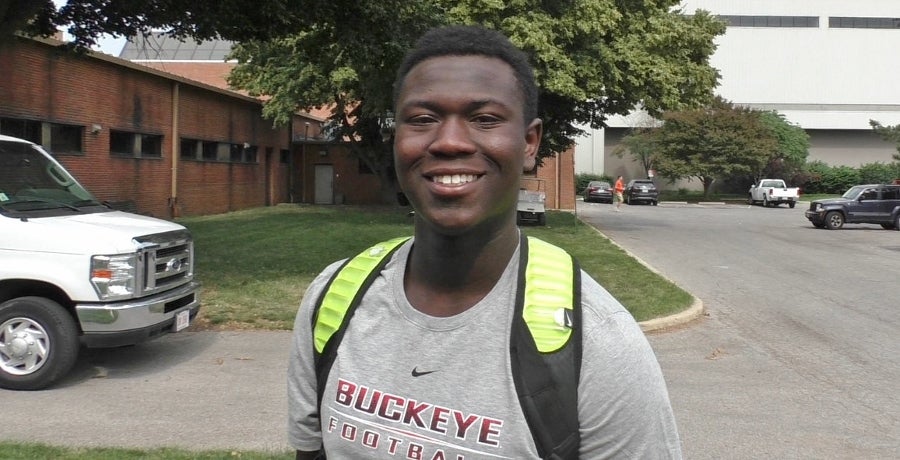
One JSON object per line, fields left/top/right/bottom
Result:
{"left": 472, "top": 115, "right": 502, "bottom": 126}
{"left": 406, "top": 115, "right": 437, "bottom": 125}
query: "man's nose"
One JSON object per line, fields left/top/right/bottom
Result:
{"left": 429, "top": 118, "right": 475, "bottom": 156}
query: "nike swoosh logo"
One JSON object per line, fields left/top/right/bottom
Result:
{"left": 411, "top": 367, "right": 436, "bottom": 377}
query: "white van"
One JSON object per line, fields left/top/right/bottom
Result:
{"left": 0, "top": 134, "right": 200, "bottom": 390}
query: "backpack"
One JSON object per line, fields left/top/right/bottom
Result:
{"left": 311, "top": 234, "right": 582, "bottom": 459}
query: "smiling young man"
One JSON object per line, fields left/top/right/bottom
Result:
{"left": 288, "top": 25, "right": 682, "bottom": 459}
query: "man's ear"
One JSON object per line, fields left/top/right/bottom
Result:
{"left": 523, "top": 118, "right": 542, "bottom": 172}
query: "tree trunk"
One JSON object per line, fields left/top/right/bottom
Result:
{"left": 702, "top": 177, "right": 715, "bottom": 199}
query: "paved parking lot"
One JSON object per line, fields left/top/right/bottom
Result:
{"left": 579, "top": 200, "right": 900, "bottom": 459}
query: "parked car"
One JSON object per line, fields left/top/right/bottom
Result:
{"left": 624, "top": 179, "right": 659, "bottom": 205}
{"left": 748, "top": 178, "right": 800, "bottom": 208}
{"left": 804, "top": 183, "right": 900, "bottom": 230}
{"left": 583, "top": 181, "right": 613, "bottom": 203}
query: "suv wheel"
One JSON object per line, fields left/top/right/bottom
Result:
{"left": 747, "top": 194, "right": 754, "bottom": 205}
{"left": 824, "top": 211, "right": 844, "bottom": 230}
{"left": 894, "top": 213, "right": 900, "bottom": 231}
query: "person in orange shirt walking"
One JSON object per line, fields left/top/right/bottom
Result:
{"left": 614, "top": 175, "right": 625, "bottom": 211}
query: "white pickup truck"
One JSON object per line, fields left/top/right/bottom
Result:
{"left": 0, "top": 134, "right": 200, "bottom": 390}
{"left": 748, "top": 179, "right": 800, "bottom": 208}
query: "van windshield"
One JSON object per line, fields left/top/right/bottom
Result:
{"left": 0, "top": 140, "right": 101, "bottom": 213}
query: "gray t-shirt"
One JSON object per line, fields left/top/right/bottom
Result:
{"left": 288, "top": 239, "right": 682, "bottom": 459}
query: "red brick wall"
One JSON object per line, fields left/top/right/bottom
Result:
{"left": 295, "top": 143, "right": 385, "bottom": 205}
{"left": 0, "top": 38, "right": 294, "bottom": 218}
{"left": 532, "top": 147, "right": 575, "bottom": 211}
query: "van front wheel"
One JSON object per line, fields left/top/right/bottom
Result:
{"left": 0, "top": 297, "right": 80, "bottom": 391}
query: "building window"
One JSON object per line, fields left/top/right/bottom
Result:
{"left": 110, "top": 130, "right": 136, "bottom": 155}
{"left": 202, "top": 141, "right": 218, "bottom": 160}
{"left": 228, "top": 143, "right": 258, "bottom": 163}
{"left": 280, "top": 149, "right": 289, "bottom": 163}
{"left": 243, "top": 145, "right": 258, "bottom": 163}
{"left": 181, "top": 138, "right": 200, "bottom": 159}
{"left": 178, "top": 139, "right": 260, "bottom": 163}
{"left": 230, "top": 143, "right": 243, "bottom": 162}
{"left": 141, "top": 134, "right": 162, "bottom": 157}
{"left": 110, "top": 130, "right": 163, "bottom": 158}
{"left": 0, "top": 118, "right": 42, "bottom": 144}
{"left": 49, "top": 124, "right": 83, "bottom": 154}
{"left": 718, "top": 15, "right": 819, "bottom": 28}
{"left": 829, "top": 17, "right": 900, "bottom": 29}
{"left": 0, "top": 118, "right": 82, "bottom": 154}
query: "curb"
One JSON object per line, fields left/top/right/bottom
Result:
{"left": 639, "top": 297, "right": 704, "bottom": 333}
{"left": 578, "top": 217, "right": 705, "bottom": 332}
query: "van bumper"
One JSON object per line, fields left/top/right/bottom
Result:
{"left": 76, "top": 281, "right": 201, "bottom": 348}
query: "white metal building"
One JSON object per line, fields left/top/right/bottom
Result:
{"left": 576, "top": 0, "right": 900, "bottom": 184}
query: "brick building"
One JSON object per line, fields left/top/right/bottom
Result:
{"left": 120, "top": 33, "right": 575, "bottom": 212}
{"left": 1, "top": 35, "right": 574, "bottom": 217}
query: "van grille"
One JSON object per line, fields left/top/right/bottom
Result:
{"left": 134, "top": 229, "right": 194, "bottom": 296}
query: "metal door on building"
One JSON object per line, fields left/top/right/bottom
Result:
{"left": 314, "top": 164, "right": 334, "bottom": 204}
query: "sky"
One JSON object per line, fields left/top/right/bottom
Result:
{"left": 91, "top": 35, "right": 127, "bottom": 56}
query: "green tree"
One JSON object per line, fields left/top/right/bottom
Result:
{"left": 614, "top": 126, "right": 661, "bottom": 177}
{"left": 2, "top": 0, "right": 313, "bottom": 48}
{"left": 758, "top": 111, "right": 810, "bottom": 180}
{"left": 870, "top": 120, "right": 900, "bottom": 161}
{"left": 228, "top": 1, "right": 725, "bottom": 193}
{"left": 653, "top": 97, "right": 778, "bottom": 198}
{"left": 0, "top": 1, "right": 54, "bottom": 46}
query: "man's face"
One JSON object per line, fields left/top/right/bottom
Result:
{"left": 393, "top": 55, "right": 541, "bottom": 234}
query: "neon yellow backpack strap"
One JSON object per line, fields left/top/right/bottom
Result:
{"left": 523, "top": 236, "right": 575, "bottom": 353}
{"left": 313, "top": 236, "right": 410, "bottom": 354}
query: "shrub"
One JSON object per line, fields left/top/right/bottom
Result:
{"left": 800, "top": 161, "right": 860, "bottom": 194}
{"left": 858, "top": 162, "right": 900, "bottom": 184}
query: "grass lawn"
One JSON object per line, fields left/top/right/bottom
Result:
{"left": 178, "top": 205, "right": 692, "bottom": 329}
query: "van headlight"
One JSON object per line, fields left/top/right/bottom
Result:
{"left": 91, "top": 254, "right": 137, "bottom": 300}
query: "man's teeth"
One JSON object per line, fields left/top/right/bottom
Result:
{"left": 433, "top": 174, "right": 476, "bottom": 185}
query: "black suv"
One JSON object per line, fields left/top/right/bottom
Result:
{"left": 805, "top": 184, "right": 900, "bottom": 230}
{"left": 624, "top": 179, "right": 659, "bottom": 205}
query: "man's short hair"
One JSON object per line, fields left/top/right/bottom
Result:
{"left": 393, "top": 25, "right": 538, "bottom": 123}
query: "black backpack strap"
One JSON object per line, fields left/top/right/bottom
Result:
{"left": 511, "top": 234, "right": 582, "bottom": 459}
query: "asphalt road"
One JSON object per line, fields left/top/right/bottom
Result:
{"left": 578, "top": 200, "right": 900, "bottom": 459}
{"left": 2, "top": 201, "right": 898, "bottom": 458}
